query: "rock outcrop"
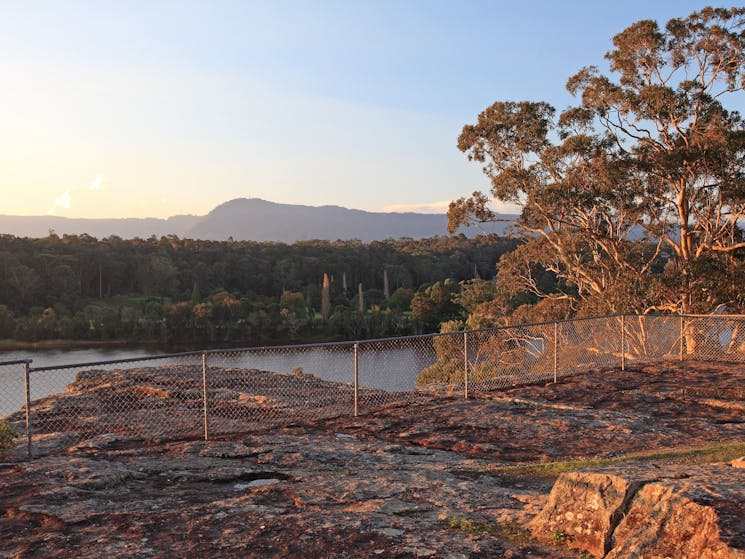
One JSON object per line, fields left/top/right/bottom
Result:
{"left": 529, "top": 472, "right": 637, "bottom": 556}
{"left": 530, "top": 463, "right": 745, "bottom": 558}
{"left": 2, "top": 360, "right": 745, "bottom": 557}
{"left": 3, "top": 365, "right": 430, "bottom": 448}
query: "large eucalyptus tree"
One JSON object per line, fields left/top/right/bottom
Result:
{"left": 450, "top": 7, "right": 745, "bottom": 314}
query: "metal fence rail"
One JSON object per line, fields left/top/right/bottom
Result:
{"left": 1, "top": 314, "right": 744, "bottom": 459}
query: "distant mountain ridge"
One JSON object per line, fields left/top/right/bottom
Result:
{"left": 0, "top": 214, "right": 203, "bottom": 240}
{"left": 0, "top": 198, "right": 515, "bottom": 242}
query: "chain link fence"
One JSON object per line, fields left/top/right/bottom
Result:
{"left": 0, "top": 360, "right": 31, "bottom": 458}
{"left": 623, "top": 314, "right": 680, "bottom": 363}
{"left": 1, "top": 314, "right": 744, "bottom": 459}
{"left": 203, "top": 342, "right": 357, "bottom": 436}
{"left": 683, "top": 315, "right": 745, "bottom": 362}
{"left": 356, "top": 335, "right": 438, "bottom": 411}
{"left": 5, "top": 353, "right": 206, "bottom": 453}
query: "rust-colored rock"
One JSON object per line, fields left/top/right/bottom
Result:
{"left": 530, "top": 463, "right": 745, "bottom": 559}
{"left": 2, "top": 360, "right": 745, "bottom": 557}
{"left": 607, "top": 481, "right": 745, "bottom": 559}
{"left": 529, "top": 472, "right": 636, "bottom": 557}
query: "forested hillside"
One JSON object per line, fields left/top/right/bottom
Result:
{"left": 0, "top": 233, "right": 519, "bottom": 345}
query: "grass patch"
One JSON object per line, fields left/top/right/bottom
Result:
{"left": 550, "top": 529, "right": 569, "bottom": 544}
{"left": 472, "top": 441, "right": 745, "bottom": 479}
{"left": 445, "top": 517, "right": 534, "bottom": 544}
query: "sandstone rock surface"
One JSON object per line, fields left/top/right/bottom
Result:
{"left": 528, "top": 472, "right": 636, "bottom": 556}
{"left": 1, "top": 360, "right": 745, "bottom": 557}
{"left": 530, "top": 463, "right": 745, "bottom": 558}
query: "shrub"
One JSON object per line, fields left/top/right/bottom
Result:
{"left": 0, "top": 421, "right": 17, "bottom": 458}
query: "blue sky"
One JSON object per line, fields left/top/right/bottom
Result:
{"left": 0, "top": 0, "right": 718, "bottom": 218}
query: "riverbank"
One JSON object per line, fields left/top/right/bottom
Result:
{"left": 0, "top": 334, "right": 352, "bottom": 354}
{"left": 0, "top": 338, "right": 137, "bottom": 351}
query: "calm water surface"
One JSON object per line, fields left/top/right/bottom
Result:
{"left": 0, "top": 343, "right": 436, "bottom": 417}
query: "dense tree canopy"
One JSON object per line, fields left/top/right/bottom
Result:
{"left": 0, "top": 233, "right": 519, "bottom": 344}
{"left": 450, "top": 7, "right": 745, "bottom": 315}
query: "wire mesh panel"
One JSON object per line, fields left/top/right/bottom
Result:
{"left": 203, "top": 343, "right": 357, "bottom": 435}
{"left": 624, "top": 315, "right": 680, "bottom": 363}
{"left": 557, "top": 316, "right": 621, "bottom": 375}
{"left": 405, "top": 332, "right": 460, "bottom": 394}
{"left": 356, "top": 335, "right": 439, "bottom": 413}
{"left": 0, "top": 361, "right": 29, "bottom": 420}
{"left": 684, "top": 315, "right": 745, "bottom": 362}
{"left": 464, "top": 323, "right": 554, "bottom": 391}
{"left": 0, "top": 361, "right": 30, "bottom": 456}
{"left": 4, "top": 354, "right": 205, "bottom": 452}
{"left": 3, "top": 314, "right": 744, "bottom": 459}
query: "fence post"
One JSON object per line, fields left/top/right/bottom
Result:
{"left": 353, "top": 343, "right": 359, "bottom": 417}
{"left": 679, "top": 315, "right": 685, "bottom": 361}
{"left": 201, "top": 352, "right": 209, "bottom": 441}
{"left": 621, "top": 315, "right": 626, "bottom": 371}
{"left": 463, "top": 331, "right": 469, "bottom": 400}
{"left": 23, "top": 361, "right": 32, "bottom": 459}
{"left": 553, "top": 322, "right": 558, "bottom": 383}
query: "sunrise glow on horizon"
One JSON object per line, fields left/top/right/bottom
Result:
{"left": 0, "top": 0, "right": 717, "bottom": 219}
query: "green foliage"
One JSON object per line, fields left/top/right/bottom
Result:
{"left": 279, "top": 291, "right": 310, "bottom": 339}
{"left": 0, "top": 305, "right": 15, "bottom": 338}
{"left": 445, "top": 517, "right": 534, "bottom": 544}
{"left": 509, "top": 298, "right": 573, "bottom": 325}
{"left": 415, "top": 318, "right": 540, "bottom": 387}
{"left": 411, "top": 279, "right": 463, "bottom": 331}
{"left": 416, "top": 357, "right": 464, "bottom": 386}
{"left": 387, "top": 287, "right": 414, "bottom": 312}
{"left": 0, "top": 233, "right": 519, "bottom": 344}
{"left": 416, "top": 320, "right": 464, "bottom": 385}
{"left": 446, "top": 516, "right": 493, "bottom": 535}
{"left": 453, "top": 279, "right": 497, "bottom": 314}
{"left": 0, "top": 421, "right": 17, "bottom": 458}
{"left": 461, "top": 441, "right": 745, "bottom": 480}
{"left": 451, "top": 7, "right": 745, "bottom": 316}
{"left": 455, "top": 279, "right": 515, "bottom": 329}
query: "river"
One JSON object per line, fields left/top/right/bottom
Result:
{"left": 0, "top": 342, "right": 437, "bottom": 417}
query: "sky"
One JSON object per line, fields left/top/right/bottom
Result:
{"left": 0, "top": 0, "right": 721, "bottom": 219}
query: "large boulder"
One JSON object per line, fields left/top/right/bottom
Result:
{"left": 607, "top": 482, "right": 742, "bottom": 559}
{"left": 529, "top": 472, "right": 637, "bottom": 557}
{"left": 530, "top": 463, "right": 745, "bottom": 558}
